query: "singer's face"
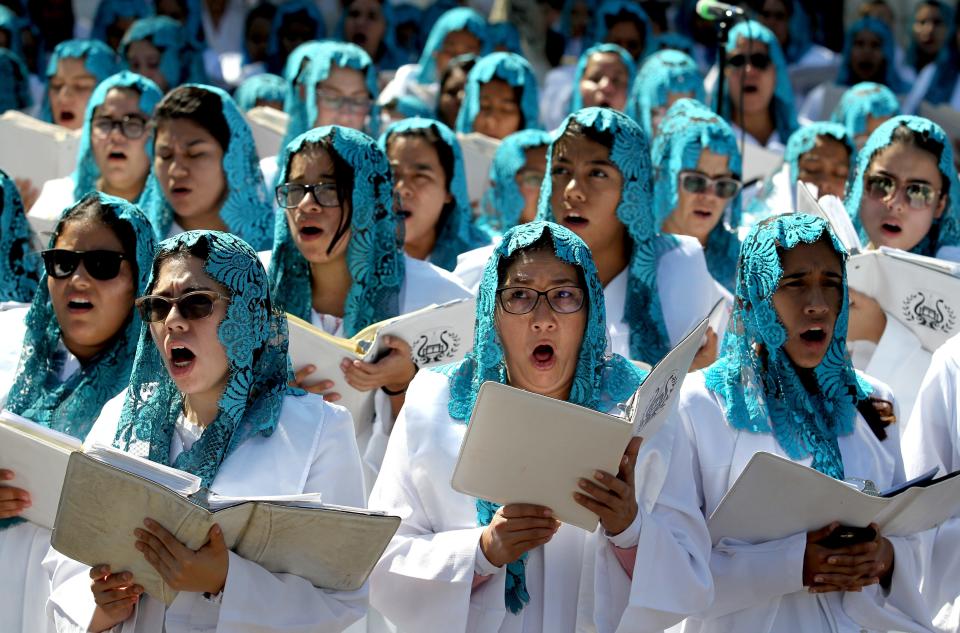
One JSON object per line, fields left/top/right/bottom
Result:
{"left": 725, "top": 39, "right": 775, "bottom": 117}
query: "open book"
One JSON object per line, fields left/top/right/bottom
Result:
{"left": 847, "top": 247, "right": 960, "bottom": 353}
{"left": 287, "top": 298, "right": 476, "bottom": 431}
{"left": 0, "top": 410, "right": 82, "bottom": 529}
{"left": 708, "top": 451, "right": 960, "bottom": 545}
{"left": 456, "top": 132, "right": 500, "bottom": 212}
{"left": 51, "top": 445, "right": 400, "bottom": 605}
{"left": 0, "top": 111, "right": 80, "bottom": 188}
{"left": 741, "top": 142, "right": 783, "bottom": 186}
{"left": 450, "top": 301, "right": 720, "bottom": 531}
{"left": 244, "top": 106, "right": 289, "bottom": 161}
{"left": 795, "top": 181, "right": 863, "bottom": 253}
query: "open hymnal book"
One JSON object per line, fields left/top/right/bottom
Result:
{"left": 741, "top": 142, "right": 783, "bottom": 186}
{"left": 456, "top": 132, "right": 500, "bottom": 212}
{"left": 708, "top": 451, "right": 960, "bottom": 545}
{"left": 0, "top": 111, "right": 80, "bottom": 188}
{"left": 244, "top": 106, "right": 289, "bottom": 162}
{"left": 0, "top": 410, "right": 82, "bottom": 529}
{"left": 286, "top": 297, "right": 476, "bottom": 431}
{"left": 51, "top": 445, "right": 400, "bottom": 605}
{"left": 451, "top": 301, "right": 721, "bottom": 531}
{"left": 794, "top": 181, "right": 863, "bottom": 253}
{"left": 847, "top": 247, "right": 960, "bottom": 353}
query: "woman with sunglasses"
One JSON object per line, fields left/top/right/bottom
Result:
{"left": 139, "top": 84, "right": 274, "bottom": 251}
{"left": 652, "top": 99, "right": 743, "bottom": 295}
{"left": 269, "top": 125, "right": 470, "bottom": 477}
{"left": 45, "top": 230, "right": 367, "bottom": 633}
{"left": 381, "top": 117, "right": 490, "bottom": 271}
{"left": 717, "top": 21, "right": 798, "bottom": 154}
{"left": 0, "top": 170, "right": 41, "bottom": 305}
{"left": 30, "top": 72, "right": 163, "bottom": 225}
{"left": 0, "top": 192, "right": 154, "bottom": 633}
{"left": 368, "top": 221, "right": 712, "bottom": 633}
{"left": 455, "top": 52, "right": 540, "bottom": 141}
{"left": 119, "top": 16, "right": 208, "bottom": 94}
{"left": 830, "top": 82, "right": 900, "bottom": 150}
{"left": 625, "top": 49, "right": 704, "bottom": 140}
{"left": 538, "top": 107, "right": 723, "bottom": 368}
{"left": 670, "top": 213, "right": 930, "bottom": 633}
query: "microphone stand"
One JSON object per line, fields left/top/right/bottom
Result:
{"left": 712, "top": 14, "right": 736, "bottom": 117}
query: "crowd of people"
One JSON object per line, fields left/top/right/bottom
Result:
{"left": 0, "top": 0, "right": 959, "bottom": 631}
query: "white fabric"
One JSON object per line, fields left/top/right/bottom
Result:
{"left": 452, "top": 244, "right": 496, "bottom": 294}
{"left": 259, "top": 155, "right": 278, "bottom": 191}
{"left": 30, "top": 176, "right": 75, "bottom": 220}
{"left": 378, "top": 64, "right": 438, "bottom": 111}
{"left": 538, "top": 64, "right": 576, "bottom": 132}
{"left": 0, "top": 305, "right": 30, "bottom": 405}
{"left": 729, "top": 123, "right": 785, "bottom": 155}
{"left": 904, "top": 64, "right": 938, "bottom": 114}
{"left": 672, "top": 371, "right": 932, "bottom": 633}
{"left": 45, "top": 391, "right": 368, "bottom": 633}
{"left": 0, "top": 522, "right": 56, "bottom": 633}
{"left": 200, "top": 0, "right": 246, "bottom": 59}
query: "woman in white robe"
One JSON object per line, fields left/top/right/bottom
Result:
{"left": 0, "top": 193, "right": 156, "bottom": 633}
{"left": 45, "top": 230, "right": 367, "bottom": 632}
{"left": 673, "top": 214, "right": 932, "bottom": 633}
{"left": 368, "top": 221, "right": 713, "bottom": 633}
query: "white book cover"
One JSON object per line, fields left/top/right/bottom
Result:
{"left": 451, "top": 302, "right": 718, "bottom": 531}
{"left": 244, "top": 106, "right": 289, "bottom": 161}
{"left": 0, "top": 410, "right": 82, "bottom": 529}
{"left": 741, "top": 142, "right": 783, "bottom": 185}
{"left": 708, "top": 451, "right": 960, "bottom": 545}
{"left": 456, "top": 132, "right": 500, "bottom": 212}
{"left": 0, "top": 111, "right": 80, "bottom": 186}
{"left": 795, "top": 181, "right": 863, "bottom": 253}
{"left": 847, "top": 248, "right": 960, "bottom": 352}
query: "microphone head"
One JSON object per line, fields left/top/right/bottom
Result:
{"left": 696, "top": 0, "right": 716, "bottom": 20}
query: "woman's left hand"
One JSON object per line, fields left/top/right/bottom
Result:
{"left": 573, "top": 437, "right": 642, "bottom": 535}
{"left": 340, "top": 336, "right": 417, "bottom": 393}
{"left": 134, "top": 519, "right": 228, "bottom": 595}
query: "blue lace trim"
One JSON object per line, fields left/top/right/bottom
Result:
{"left": 830, "top": 82, "right": 900, "bottom": 140}
{"left": 40, "top": 40, "right": 119, "bottom": 123}
{"left": 234, "top": 73, "right": 288, "bottom": 112}
{"left": 415, "top": 7, "right": 488, "bottom": 84}
{"left": 120, "top": 17, "right": 208, "bottom": 90}
{"left": 455, "top": 52, "right": 540, "bottom": 134}
{"left": 625, "top": 49, "right": 703, "bottom": 139}
{"left": 478, "top": 129, "right": 553, "bottom": 235}
{"left": 0, "top": 169, "right": 41, "bottom": 302}
{"left": 570, "top": 44, "right": 636, "bottom": 112}
{"left": 785, "top": 122, "right": 855, "bottom": 187}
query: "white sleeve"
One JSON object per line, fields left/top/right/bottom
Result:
{"left": 860, "top": 317, "right": 931, "bottom": 424}
{"left": 657, "top": 237, "right": 723, "bottom": 347}
{"left": 902, "top": 64, "right": 936, "bottom": 115}
{"left": 901, "top": 341, "right": 960, "bottom": 478}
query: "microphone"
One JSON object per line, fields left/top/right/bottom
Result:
{"left": 696, "top": 0, "right": 746, "bottom": 21}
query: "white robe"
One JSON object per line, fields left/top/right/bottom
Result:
{"left": 29, "top": 176, "right": 74, "bottom": 220}
{"left": 367, "top": 369, "right": 709, "bottom": 633}
{"left": 672, "top": 371, "right": 933, "bottom": 633}
{"left": 45, "top": 391, "right": 368, "bottom": 633}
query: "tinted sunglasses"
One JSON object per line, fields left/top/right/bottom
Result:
{"left": 41, "top": 249, "right": 127, "bottom": 280}
{"left": 727, "top": 53, "right": 772, "bottom": 70}
{"left": 679, "top": 171, "right": 743, "bottom": 199}
{"left": 135, "top": 290, "right": 230, "bottom": 322}
{"left": 865, "top": 174, "right": 940, "bottom": 209}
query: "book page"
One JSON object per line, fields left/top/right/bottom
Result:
{"left": 86, "top": 443, "right": 202, "bottom": 496}
{"left": 0, "top": 111, "right": 80, "bottom": 185}
{"left": 456, "top": 133, "right": 500, "bottom": 210}
{"left": 370, "top": 298, "right": 476, "bottom": 368}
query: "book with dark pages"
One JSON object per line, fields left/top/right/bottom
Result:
{"left": 795, "top": 181, "right": 863, "bottom": 253}
{"left": 244, "top": 106, "right": 288, "bottom": 161}
{"left": 0, "top": 111, "right": 80, "bottom": 187}
{"left": 847, "top": 247, "right": 960, "bottom": 353}
{"left": 451, "top": 301, "right": 721, "bottom": 531}
{"left": 456, "top": 132, "right": 500, "bottom": 212}
{"left": 286, "top": 298, "right": 476, "bottom": 432}
{"left": 708, "top": 451, "right": 960, "bottom": 545}
{"left": 51, "top": 445, "right": 400, "bottom": 605}
{"left": 0, "top": 410, "right": 81, "bottom": 529}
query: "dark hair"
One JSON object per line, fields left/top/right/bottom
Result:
{"left": 244, "top": 1, "right": 276, "bottom": 35}
{"left": 605, "top": 9, "right": 647, "bottom": 39}
{"left": 286, "top": 136, "right": 356, "bottom": 256}
{"left": 54, "top": 194, "right": 140, "bottom": 283}
{"left": 883, "top": 123, "right": 949, "bottom": 197}
{"left": 150, "top": 234, "right": 250, "bottom": 304}
{"left": 386, "top": 123, "right": 456, "bottom": 237}
{"left": 439, "top": 53, "right": 478, "bottom": 90}
{"left": 555, "top": 119, "right": 616, "bottom": 156}
{"left": 495, "top": 232, "right": 588, "bottom": 308}
{"left": 154, "top": 86, "right": 231, "bottom": 153}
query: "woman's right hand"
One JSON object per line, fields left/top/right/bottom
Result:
{"left": 15, "top": 178, "right": 38, "bottom": 212}
{"left": 290, "top": 365, "right": 341, "bottom": 402}
{"left": 479, "top": 504, "right": 560, "bottom": 568}
{"left": 0, "top": 469, "right": 31, "bottom": 519}
{"left": 88, "top": 565, "right": 141, "bottom": 632}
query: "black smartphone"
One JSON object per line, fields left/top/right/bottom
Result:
{"left": 819, "top": 525, "right": 877, "bottom": 549}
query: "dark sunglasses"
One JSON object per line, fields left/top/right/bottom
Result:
{"left": 679, "top": 171, "right": 743, "bottom": 199}
{"left": 41, "top": 249, "right": 127, "bottom": 280}
{"left": 135, "top": 290, "right": 230, "bottom": 322}
{"left": 727, "top": 53, "right": 772, "bottom": 70}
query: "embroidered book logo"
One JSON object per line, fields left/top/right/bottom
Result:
{"left": 412, "top": 328, "right": 462, "bottom": 366}
{"left": 638, "top": 371, "right": 679, "bottom": 428}
{"left": 902, "top": 290, "right": 956, "bottom": 334}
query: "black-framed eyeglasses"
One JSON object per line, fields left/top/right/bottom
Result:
{"left": 91, "top": 114, "right": 148, "bottom": 139}
{"left": 679, "top": 170, "right": 743, "bottom": 199}
{"left": 865, "top": 173, "right": 940, "bottom": 209}
{"left": 276, "top": 183, "right": 340, "bottom": 209}
{"left": 41, "top": 249, "right": 128, "bottom": 280}
{"left": 315, "top": 89, "right": 372, "bottom": 114}
{"left": 496, "top": 286, "right": 586, "bottom": 315}
{"left": 727, "top": 52, "right": 772, "bottom": 70}
{"left": 135, "top": 290, "right": 230, "bottom": 322}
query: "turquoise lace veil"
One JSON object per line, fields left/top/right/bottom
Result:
{"left": 537, "top": 107, "right": 677, "bottom": 365}
{"left": 479, "top": 129, "right": 553, "bottom": 234}
{"left": 266, "top": 0, "right": 327, "bottom": 73}
{"left": 626, "top": 49, "right": 703, "bottom": 138}
{"left": 303, "top": 42, "right": 380, "bottom": 138}
{"left": 120, "top": 16, "right": 208, "bottom": 90}
{"left": 41, "top": 40, "right": 120, "bottom": 122}
{"left": 72, "top": 71, "right": 163, "bottom": 202}
{"left": 268, "top": 126, "right": 404, "bottom": 336}
{"left": 569, "top": 43, "right": 637, "bottom": 112}
{"left": 487, "top": 22, "right": 522, "bottom": 54}
{"left": 651, "top": 32, "right": 697, "bottom": 57}
{"left": 415, "top": 7, "right": 489, "bottom": 84}
{"left": 845, "top": 115, "right": 960, "bottom": 256}
{"left": 113, "top": 231, "right": 296, "bottom": 488}
{"left": 379, "top": 117, "right": 490, "bottom": 271}
{"left": 0, "top": 169, "right": 41, "bottom": 303}
{"left": 785, "top": 122, "right": 855, "bottom": 187}
{"left": 829, "top": 82, "right": 900, "bottom": 142}
{"left": 0, "top": 48, "right": 31, "bottom": 114}
{"left": 837, "top": 17, "right": 908, "bottom": 93}
{"left": 703, "top": 214, "right": 872, "bottom": 479}
{"left": 6, "top": 192, "right": 156, "bottom": 437}
{"left": 455, "top": 51, "right": 540, "bottom": 134}
{"left": 234, "top": 73, "right": 288, "bottom": 112}
{"left": 91, "top": 0, "right": 151, "bottom": 44}
{"left": 436, "top": 220, "right": 645, "bottom": 614}
{"left": 0, "top": 6, "right": 22, "bottom": 57}
{"left": 718, "top": 21, "right": 798, "bottom": 144}
{"left": 139, "top": 84, "right": 275, "bottom": 251}
{"left": 592, "top": 0, "right": 654, "bottom": 59}
{"left": 277, "top": 41, "right": 328, "bottom": 174}
{"left": 651, "top": 99, "right": 742, "bottom": 292}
